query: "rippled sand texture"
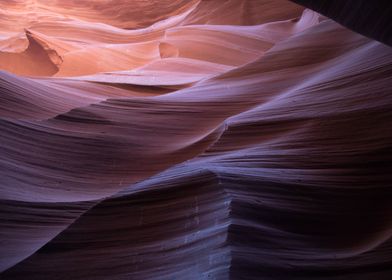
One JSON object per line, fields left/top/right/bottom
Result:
{"left": 1, "top": 0, "right": 392, "bottom": 279}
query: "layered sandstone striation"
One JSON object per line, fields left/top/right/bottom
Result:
{"left": 0, "top": 1, "right": 392, "bottom": 279}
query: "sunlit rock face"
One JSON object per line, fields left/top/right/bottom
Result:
{"left": 0, "top": 1, "right": 392, "bottom": 279}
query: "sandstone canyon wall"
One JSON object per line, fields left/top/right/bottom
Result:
{"left": 0, "top": 1, "right": 392, "bottom": 279}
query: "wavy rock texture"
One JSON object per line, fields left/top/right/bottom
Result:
{"left": 1, "top": 0, "right": 392, "bottom": 279}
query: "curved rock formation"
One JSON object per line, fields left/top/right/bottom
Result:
{"left": 291, "top": 0, "right": 392, "bottom": 46}
{"left": 0, "top": 0, "right": 392, "bottom": 279}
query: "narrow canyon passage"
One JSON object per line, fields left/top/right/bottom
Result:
{"left": 1, "top": 1, "right": 392, "bottom": 279}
